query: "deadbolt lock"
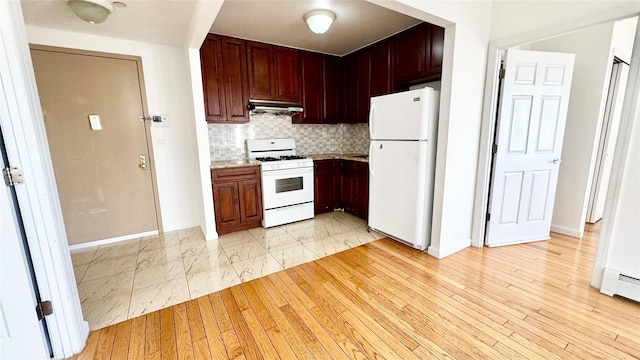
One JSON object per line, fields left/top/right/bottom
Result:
{"left": 139, "top": 154, "right": 147, "bottom": 170}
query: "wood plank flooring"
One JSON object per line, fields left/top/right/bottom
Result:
{"left": 69, "top": 223, "right": 640, "bottom": 359}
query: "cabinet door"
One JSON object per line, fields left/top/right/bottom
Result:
{"left": 393, "top": 23, "right": 428, "bottom": 86}
{"left": 356, "top": 49, "right": 371, "bottom": 123}
{"left": 274, "top": 47, "right": 300, "bottom": 102}
{"left": 212, "top": 182, "right": 240, "bottom": 227}
{"left": 314, "top": 160, "right": 339, "bottom": 214}
{"left": 221, "top": 36, "right": 250, "bottom": 122}
{"left": 340, "top": 161, "right": 356, "bottom": 212}
{"left": 354, "top": 163, "right": 369, "bottom": 219}
{"left": 200, "top": 35, "right": 227, "bottom": 122}
{"left": 426, "top": 25, "right": 445, "bottom": 77}
{"left": 247, "top": 41, "right": 275, "bottom": 100}
{"left": 298, "top": 52, "right": 323, "bottom": 124}
{"left": 239, "top": 179, "right": 263, "bottom": 223}
{"left": 370, "top": 40, "right": 393, "bottom": 97}
{"left": 341, "top": 54, "right": 358, "bottom": 123}
{"left": 323, "top": 55, "right": 340, "bottom": 123}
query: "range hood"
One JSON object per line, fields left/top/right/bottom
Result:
{"left": 248, "top": 99, "right": 304, "bottom": 116}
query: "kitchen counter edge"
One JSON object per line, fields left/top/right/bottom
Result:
{"left": 307, "top": 154, "right": 369, "bottom": 163}
{"left": 210, "top": 160, "right": 261, "bottom": 169}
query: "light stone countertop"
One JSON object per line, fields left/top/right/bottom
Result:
{"left": 211, "top": 154, "right": 368, "bottom": 169}
{"left": 305, "top": 153, "right": 369, "bottom": 163}
{"left": 210, "top": 160, "right": 261, "bottom": 169}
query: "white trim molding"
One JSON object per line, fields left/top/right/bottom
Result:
{"left": 68, "top": 230, "right": 159, "bottom": 252}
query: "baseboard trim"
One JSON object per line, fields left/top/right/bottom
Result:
{"left": 69, "top": 230, "right": 159, "bottom": 252}
{"left": 427, "top": 239, "right": 470, "bottom": 259}
{"left": 550, "top": 224, "right": 583, "bottom": 238}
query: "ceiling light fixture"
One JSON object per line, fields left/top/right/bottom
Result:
{"left": 303, "top": 9, "right": 336, "bottom": 34}
{"left": 68, "top": 0, "right": 115, "bottom": 24}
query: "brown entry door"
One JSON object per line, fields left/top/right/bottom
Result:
{"left": 30, "top": 48, "right": 159, "bottom": 246}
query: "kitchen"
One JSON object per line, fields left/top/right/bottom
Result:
{"left": 5, "top": 3, "right": 640, "bottom": 358}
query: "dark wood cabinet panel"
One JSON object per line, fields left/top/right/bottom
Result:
{"left": 298, "top": 51, "right": 323, "bottom": 124}
{"left": 341, "top": 54, "right": 357, "bottom": 123}
{"left": 393, "top": 24, "right": 428, "bottom": 85}
{"left": 221, "top": 37, "right": 250, "bottom": 122}
{"left": 211, "top": 166, "right": 262, "bottom": 235}
{"left": 314, "top": 160, "right": 340, "bottom": 214}
{"left": 200, "top": 35, "right": 226, "bottom": 122}
{"left": 370, "top": 40, "right": 393, "bottom": 97}
{"left": 339, "top": 160, "right": 369, "bottom": 219}
{"left": 355, "top": 49, "right": 371, "bottom": 124}
{"left": 212, "top": 182, "right": 240, "bottom": 227}
{"left": 274, "top": 47, "right": 299, "bottom": 102}
{"left": 393, "top": 23, "right": 445, "bottom": 89}
{"left": 323, "top": 55, "right": 340, "bottom": 123}
{"left": 247, "top": 41, "right": 275, "bottom": 100}
{"left": 427, "top": 25, "right": 445, "bottom": 77}
{"left": 200, "top": 34, "right": 249, "bottom": 123}
{"left": 239, "top": 179, "right": 263, "bottom": 223}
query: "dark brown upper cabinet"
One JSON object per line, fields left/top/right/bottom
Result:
{"left": 393, "top": 23, "right": 445, "bottom": 89}
{"left": 355, "top": 49, "right": 371, "bottom": 124}
{"left": 369, "top": 39, "right": 393, "bottom": 97}
{"left": 247, "top": 41, "right": 300, "bottom": 102}
{"left": 297, "top": 52, "right": 341, "bottom": 124}
{"left": 200, "top": 34, "right": 249, "bottom": 123}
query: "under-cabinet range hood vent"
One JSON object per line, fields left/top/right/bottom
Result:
{"left": 248, "top": 99, "right": 304, "bottom": 116}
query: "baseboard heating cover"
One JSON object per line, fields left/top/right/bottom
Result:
{"left": 600, "top": 268, "right": 640, "bottom": 302}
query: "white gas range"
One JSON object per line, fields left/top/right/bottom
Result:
{"left": 247, "top": 139, "right": 314, "bottom": 228}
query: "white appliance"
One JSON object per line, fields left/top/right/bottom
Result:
{"left": 246, "top": 139, "right": 314, "bottom": 228}
{"left": 368, "top": 88, "right": 439, "bottom": 250}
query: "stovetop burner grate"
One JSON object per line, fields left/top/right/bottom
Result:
{"left": 256, "top": 155, "right": 307, "bottom": 162}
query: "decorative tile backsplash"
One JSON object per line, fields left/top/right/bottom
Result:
{"left": 208, "top": 114, "right": 369, "bottom": 161}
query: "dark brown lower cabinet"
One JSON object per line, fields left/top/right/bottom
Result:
{"left": 314, "top": 159, "right": 368, "bottom": 220}
{"left": 211, "top": 166, "right": 263, "bottom": 235}
{"left": 314, "top": 160, "right": 340, "bottom": 214}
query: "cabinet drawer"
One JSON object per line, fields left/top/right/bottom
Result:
{"left": 211, "top": 166, "right": 260, "bottom": 182}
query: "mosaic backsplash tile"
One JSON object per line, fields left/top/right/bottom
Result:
{"left": 208, "top": 114, "right": 369, "bottom": 161}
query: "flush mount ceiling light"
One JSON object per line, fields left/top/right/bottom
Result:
{"left": 68, "top": 0, "right": 115, "bottom": 24}
{"left": 303, "top": 9, "right": 336, "bottom": 34}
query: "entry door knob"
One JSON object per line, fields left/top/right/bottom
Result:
{"left": 553, "top": 158, "right": 562, "bottom": 164}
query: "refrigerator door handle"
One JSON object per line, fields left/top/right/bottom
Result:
{"left": 368, "top": 142, "right": 374, "bottom": 176}
{"left": 369, "top": 103, "right": 375, "bottom": 139}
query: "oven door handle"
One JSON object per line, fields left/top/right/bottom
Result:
{"left": 262, "top": 167, "right": 314, "bottom": 178}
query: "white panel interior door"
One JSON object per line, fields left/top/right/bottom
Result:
{"left": 0, "top": 159, "right": 50, "bottom": 359}
{"left": 587, "top": 62, "right": 629, "bottom": 223}
{"left": 486, "top": 50, "right": 575, "bottom": 246}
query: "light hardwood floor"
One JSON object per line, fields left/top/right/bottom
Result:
{"left": 69, "top": 223, "right": 640, "bottom": 359}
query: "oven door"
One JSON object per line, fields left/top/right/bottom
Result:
{"left": 261, "top": 167, "right": 314, "bottom": 210}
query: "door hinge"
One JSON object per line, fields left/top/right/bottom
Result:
{"left": 499, "top": 67, "right": 505, "bottom": 80}
{"left": 492, "top": 144, "right": 498, "bottom": 154}
{"left": 486, "top": 213, "right": 491, "bottom": 222}
{"left": 35, "top": 300, "right": 53, "bottom": 320}
{"left": 3, "top": 167, "right": 24, "bottom": 186}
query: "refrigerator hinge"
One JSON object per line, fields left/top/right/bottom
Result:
{"left": 486, "top": 213, "right": 491, "bottom": 222}
{"left": 35, "top": 300, "right": 53, "bottom": 320}
{"left": 492, "top": 144, "right": 498, "bottom": 154}
{"left": 3, "top": 166, "right": 24, "bottom": 186}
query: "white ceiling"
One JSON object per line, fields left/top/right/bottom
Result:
{"left": 210, "top": 0, "right": 421, "bottom": 56}
{"left": 20, "top": 0, "right": 196, "bottom": 47}
{"left": 20, "top": 0, "right": 421, "bottom": 54}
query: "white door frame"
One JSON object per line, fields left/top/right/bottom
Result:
{"left": 0, "top": 2, "right": 88, "bottom": 358}
{"left": 471, "top": 11, "right": 640, "bottom": 249}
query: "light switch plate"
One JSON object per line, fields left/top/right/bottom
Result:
{"left": 88, "top": 114, "right": 102, "bottom": 130}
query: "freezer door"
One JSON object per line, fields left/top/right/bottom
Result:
{"left": 368, "top": 140, "right": 432, "bottom": 249}
{"left": 369, "top": 88, "right": 434, "bottom": 141}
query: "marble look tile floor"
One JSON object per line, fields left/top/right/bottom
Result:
{"left": 70, "top": 211, "right": 384, "bottom": 330}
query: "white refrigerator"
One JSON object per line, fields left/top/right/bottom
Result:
{"left": 368, "top": 87, "right": 439, "bottom": 250}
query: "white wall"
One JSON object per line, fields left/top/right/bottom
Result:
{"left": 527, "top": 22, "right": 616, "bottom": 238}
{"left": 26, "top": 26, "right": 201, "bottom": 232}
{"left": 605, "top": 103, "right": 640, "bottom": 279}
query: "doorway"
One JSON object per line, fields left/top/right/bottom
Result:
{"left": 30, "top": 46, "right": 162, "bottom": 246}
